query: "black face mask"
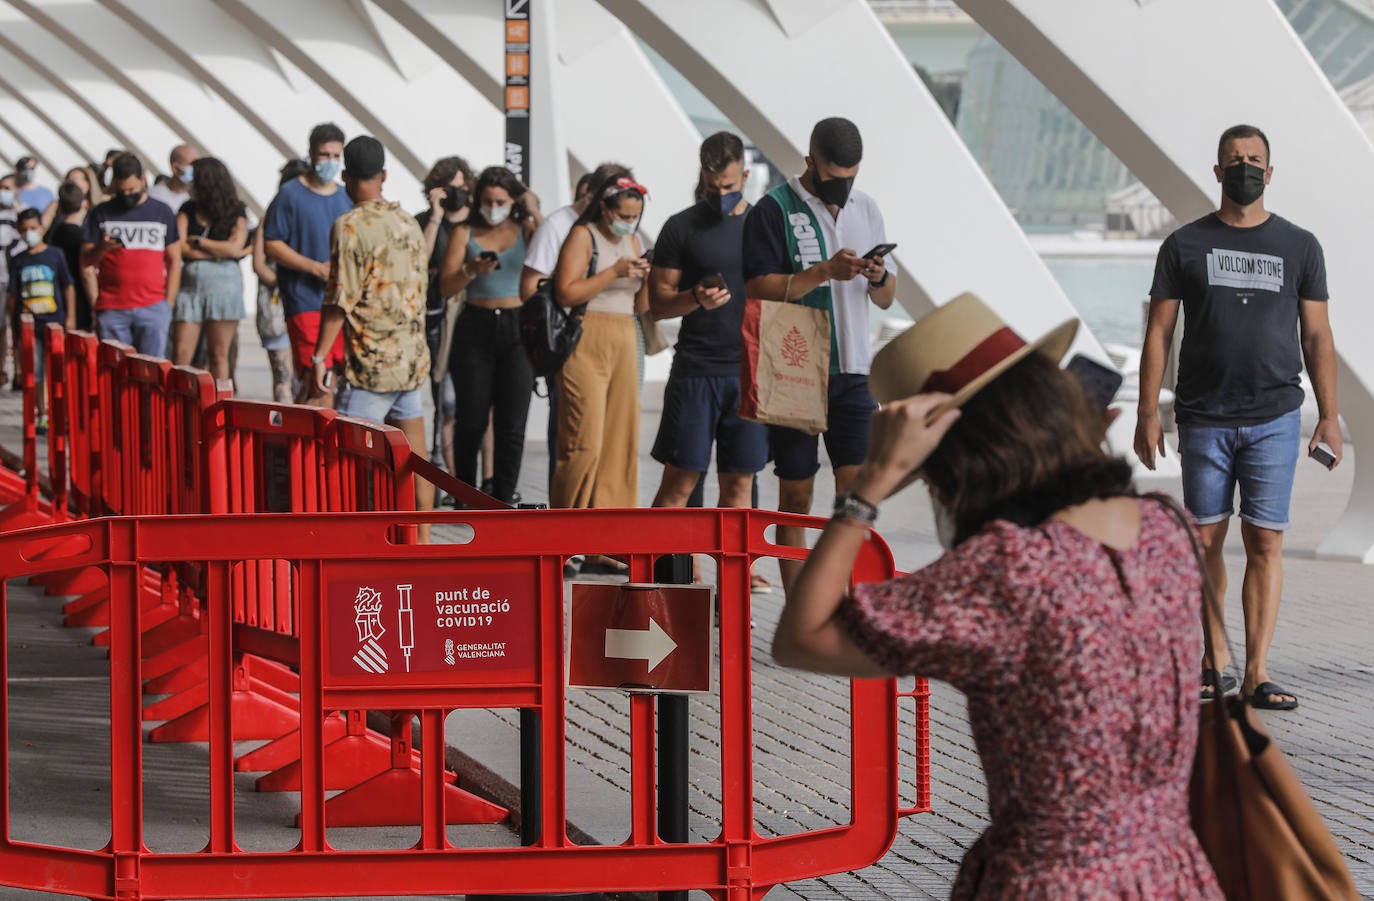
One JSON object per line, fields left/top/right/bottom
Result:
{"left": 812, "top": 171, "right": 855, "bottom": 208}
{"left": 441, "top": 186, "right": 468, "bottom": 213}
{"left": 114, "top": 192, "right": 141, "bottom": 211}
{"left": 1221, "top": 162, "right": 1266, "bottom": 206}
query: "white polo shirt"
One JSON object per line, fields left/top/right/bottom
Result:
{"left": 523, "top": 203, "right": 580, "bottom": 276}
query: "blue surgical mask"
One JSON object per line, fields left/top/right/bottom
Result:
{"left": 716, "top": 190, "right": 743, "bottom": 217}
{"left": 314, "top": 158, "right": 341, "bottom": 182}
{"left": 179, "top": 164, "right": 194, "bottom": 185}
{"left": 610, "top": 218, "right": 636, "bottom": 237}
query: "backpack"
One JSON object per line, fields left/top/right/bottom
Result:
{"left": 519, "top": 229, "right": 598, "bottom": 378}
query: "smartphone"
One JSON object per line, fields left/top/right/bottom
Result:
{"left": 1310, "top": 443, "right": 1337, "bottom": 469}
{"left": 478, "top": 249, "right": 501, "bottom": 270}
{"left": 863, "top": 242, "right": 897, "bottom": 260}
{"left": 699, "top": 273, "right": 727, "bottom": 291}
{"left": 322, "top": 370, "right": 333, "bottom": 389}
{"left": 1065, "top": 354, "right": 1124, "bottom": 409}
{"left": 641, "top": 248, "right": 654, "bottom": 262}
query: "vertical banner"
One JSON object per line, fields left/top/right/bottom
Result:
{"left": 504, "top": 0, "right": 531, "bottom": 182}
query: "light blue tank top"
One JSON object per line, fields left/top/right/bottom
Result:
{"left": 465, "top": 231, "right": 526, "bottom": 300}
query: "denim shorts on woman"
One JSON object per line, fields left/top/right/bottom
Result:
{"left": 1176, "top": 407, "right": 1301, "bottom": 531}
{"left": 173, "top": 259, "right": 245, "bottom": 323}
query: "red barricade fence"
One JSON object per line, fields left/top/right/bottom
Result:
{"left": 0, "top": 316, "right": 50, "bottom": 530}
{"left": 0, "top": 509, "right": 919, "bottom": 900}
{"left": 0, "top": 331, "right": 934, "bottom": 898}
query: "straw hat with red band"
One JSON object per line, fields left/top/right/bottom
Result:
{"left": 870, "top": 292, "right": 1079, "bottom": 412}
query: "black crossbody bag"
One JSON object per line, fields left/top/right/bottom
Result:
{"left": 519, "top": 231, "right": 598, "bottom": 379}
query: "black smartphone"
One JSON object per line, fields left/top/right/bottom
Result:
{"left": 863, "top": 242, "right": 897, "bottom": 259}
{"left": 641, "top": 248, "right": 654, "bottom": 262}
{"left": 1065, "top": 354, "right": 1123, "bottom": 409}
{"left": 478, "top": 249, "right": 501, "bottom": 270}
{"left": 1310, "top": 443, "right": 1337, "bottom": 469}
{"left": 699, "top": 273, "right": 727, "bottom": 291}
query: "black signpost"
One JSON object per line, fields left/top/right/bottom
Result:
{"left": 503, "top": 0, "right": 531, "bottom": 182}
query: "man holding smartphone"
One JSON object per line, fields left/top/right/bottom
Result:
{"left": 1135, "top": 124, "right": 1340, "bottom": 711}
{"left": 742, "top": 116, "right": 897, "bottom": 591}
{"left": 648, "top": 133, "right": 769, "bottom": 585}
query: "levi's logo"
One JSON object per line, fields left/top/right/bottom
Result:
{"left": 1206, "top": 248, "right": 1284, "bottom": 293}
{"left": 780, "top": 325, "right": 809, "bottom": 367}
{"left": 104, "top": 221, "right": 167, "bottom": 251}
{"left": 788, "top": 212, "right": 823, "bottom": 268}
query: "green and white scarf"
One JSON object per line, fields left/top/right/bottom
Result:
{"left": 770, "top": 182, "right": 839, "bottom": 374}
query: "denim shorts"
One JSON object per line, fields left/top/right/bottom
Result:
{"left": 1177, "top": 407, "right": 1302, "bottom": 531}
{"left": 651, "top": 373, "right": 768, "bottom": 474}
{"left": 337, "top": 382, "right": 425, "bottom": 424}
{"left": 770, "top": 373, "right": 877, "bottom": 481}
{"left": 174, "top": 260, "right": 245, "bottom": 323}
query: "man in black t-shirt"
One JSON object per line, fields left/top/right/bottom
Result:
{"left": 648, "top": 133, "right": 769, "bottom": 546}
{"left": 1136, "top": 124, "right": 1340, "bottom": 712}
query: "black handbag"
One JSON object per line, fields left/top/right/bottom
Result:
{"left": 519, "top": 233, "right": 597, "bottom": 378}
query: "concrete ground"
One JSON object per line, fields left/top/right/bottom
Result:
{"left": 0, "top": 321, "right": 1371, "bottom": 899}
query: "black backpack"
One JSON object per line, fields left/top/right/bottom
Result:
{"left": 519, "top": 232, "right": 598, "bottom": 378}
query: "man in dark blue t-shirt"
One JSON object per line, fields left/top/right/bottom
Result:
{"left": 1136, "top": 124, "right": 1340, "bottom": 712}
{"left": 9, "top": 207, "right": 74, "bottom": 425}
{"left": 648, "top": 132, "right": 769, "bottom": 528}
{"left": 264, "top": 122, "right": 353, "bottom": 405}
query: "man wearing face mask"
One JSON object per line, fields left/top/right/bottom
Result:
{"left": 264, "top": 122, "right": 353, "bottom": 406}
{"left": 147, "top": 144, "right": 199, "bottom": 214}
{"left": 1136, "top": 124, "right": 1339, "bottom": 712}
{"left": 79, "top": 153, "right": 182, "bottom": 358}
{"left": 14, "top": 157, "right": 53, "bottom": 213}
{"left": 8, "top": 207, "right": 75, "bottom": 428}
{"left": 648, "top": 133, "right": 770, "bottom": 535}
{"left": 742, "top": 116, "right": 897, "bottom": 591}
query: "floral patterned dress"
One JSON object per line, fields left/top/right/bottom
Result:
{"left": 838, "top": 498, "right": 1223, "bottom": 900}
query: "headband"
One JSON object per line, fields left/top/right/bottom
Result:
{"left": 604, "top": 176, "right": 649, "bottom": 199}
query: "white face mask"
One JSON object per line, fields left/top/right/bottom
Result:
{"left": 483, "top": 204, "right": 511, "bottom": 225}
{"left": 0, "top": 189, "right": 14, "bottom": 207}
{"left": 22, "top": 229, "right": 41, "bottom": 248}
{"left": 610, "top": 218, "right": 637, "bottom": 237}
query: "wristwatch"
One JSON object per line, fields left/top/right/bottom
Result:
{"left": 832, "top": 491, "right": 879, "bottom": 527}
{"left": 867, "top": 270, "right": 890, "bottom": 289}
{"left": 310, "top": 354, "right": 327, "bottom": 366}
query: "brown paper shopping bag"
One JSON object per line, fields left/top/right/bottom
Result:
{"left": 739, "top": 298, "right": 830, "bottom": 435}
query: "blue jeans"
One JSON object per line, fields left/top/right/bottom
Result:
{"left": 1177, "top": 408, "right": 1301, "bottom": 531}
{"left": 337, "top": 382, "right": 425, "bottom": 424}
{"left": 97, "top": 300, "right": 171, "bottom": 358}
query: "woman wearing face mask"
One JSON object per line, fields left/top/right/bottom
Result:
{"left": 172, "top": 157, "right": 248, "bottom": 383}
{"left": 550, "top": 175, "right": 652, "bottom": 566}
{"left": 416, "top": 156, "right": 473, "bottom": 492}
{"left": 438, "top": 165, "right": 542, "bottom": 505}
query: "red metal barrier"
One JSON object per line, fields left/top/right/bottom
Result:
{"left": 44, "top": 324, "right": 69, "bottom": 524}
{"left": 0, "top": 509, "right": 916, "bottom": 900}
{"left": 0, "top": 317, "right": 51, "bottom": 529}
{"left": 119, "top": 354, "right": 174, "bottom": 517}
{"left": 62, "top": 330, "right": 101, "bottom": 518}
{"left": 95, "top": 340, "right": 132, "bottom": 516}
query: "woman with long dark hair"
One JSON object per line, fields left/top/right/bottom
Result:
{"left": 173, "top": 157, "right": 247, "bottom": 382}
{"left": 549, "top": 174, "right": 651, "bottom": 537}
{"left": 773, "top": 295, "right": 1222, "bottom": 899}
{"left": 437, "top": 165, "right": 541, "bottom": 504}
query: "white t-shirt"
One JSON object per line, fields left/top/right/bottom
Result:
{"left": 523, "top": 203, "right": 580, "bottom": 276}
{"left": 147, "top": 182, "right": 191, "bottom": 217}
{"left": 782, "top": 175, "right": 893, "bottom": 376}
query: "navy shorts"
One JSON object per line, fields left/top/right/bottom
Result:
{"left": 651, "top": 374, "right": 768, "bottom": 474}
{"left": 771, "top": 373, "right": 877, "bottom": 481}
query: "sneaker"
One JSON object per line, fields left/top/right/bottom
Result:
{"left": 34, "top": 415, "right": 48, "bottom": 436}
{"left": 749, "top": 574, "right": 773, "bottom": 595}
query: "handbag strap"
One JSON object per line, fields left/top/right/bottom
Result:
{"left": 1143, "top": 492, "right": 1238, "bottom": 682}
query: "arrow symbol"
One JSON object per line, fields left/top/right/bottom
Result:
{"left": 605, "top": 618, "right": 677, "bottom": 672}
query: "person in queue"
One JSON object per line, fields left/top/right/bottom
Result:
{"left": 47, "top": 180, "right": 95, "bottom": 332}
{"left": 416, "top": 155, "right": 473, "bottom": 491}
{"left": 742, "top": 116, "right": 896, "bottom": 592}
{"left": 172, "top": 157, "right": 248, "bottom": 384}
{"left": 550, "top": 174, "right": 652, "bottom": 576}
{"left": 772, "top": 293, "right": 1223, "bottom": 899}
{"left": 253, "top": 159, "right": 311, "bottom": 404}
{"left": 439, "top": 165, "right": 542, "bottom": 504}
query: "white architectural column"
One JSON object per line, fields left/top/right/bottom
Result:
{"left": 598, "top": 0, "right": 1103, "bottom": 354}
{"left": 961, "top": 0, "right": 1374, "bottom": 562}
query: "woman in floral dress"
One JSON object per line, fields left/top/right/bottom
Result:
{"left": 772, "top": 295, "right": 1222, "bottom": 899}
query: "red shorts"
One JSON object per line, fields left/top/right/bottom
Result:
{"left": 286, "top": 311, "right": 345, "bottom": 374}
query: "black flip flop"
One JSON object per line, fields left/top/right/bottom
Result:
{"left": 1201, "top": 669, "right": 1238, "bottom": 701}
{"left": 1249, "top": 680, "right": 1299, "bottom": 710}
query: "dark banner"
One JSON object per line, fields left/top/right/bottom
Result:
{"left": 504, "top": 0, "right": 531, "bottom": 182}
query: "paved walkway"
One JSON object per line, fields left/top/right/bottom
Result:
{"left": 1, "top": 323, "right": 1371, "bottom": 899}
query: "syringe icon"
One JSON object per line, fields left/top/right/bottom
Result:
{"left": 397, "top": 584, "right": 414, "bottom": 673}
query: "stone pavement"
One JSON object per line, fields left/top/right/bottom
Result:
{"left": 1, "top": 322, "right": 1371, "bottom": 899}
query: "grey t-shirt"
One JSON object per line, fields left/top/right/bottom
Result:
{"left": 1149, "top": 212, "right": 1327, "bottom": 427}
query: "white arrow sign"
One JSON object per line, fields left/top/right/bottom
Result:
{"left": 605, "top": 618, "right": 677, "bottom": 672}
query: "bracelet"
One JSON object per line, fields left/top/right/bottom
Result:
{"left": 868, "top": 270, "right": 889, "bottom": 289}
{"left": 832, "top": 491, "right": 878, "bottom": 527}
{"left": 310, "top": 354, "right": 326, "bottom": 365}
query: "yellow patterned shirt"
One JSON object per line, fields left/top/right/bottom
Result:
{"left": 324, "top": 199, "right": 431, "bottom": 392}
